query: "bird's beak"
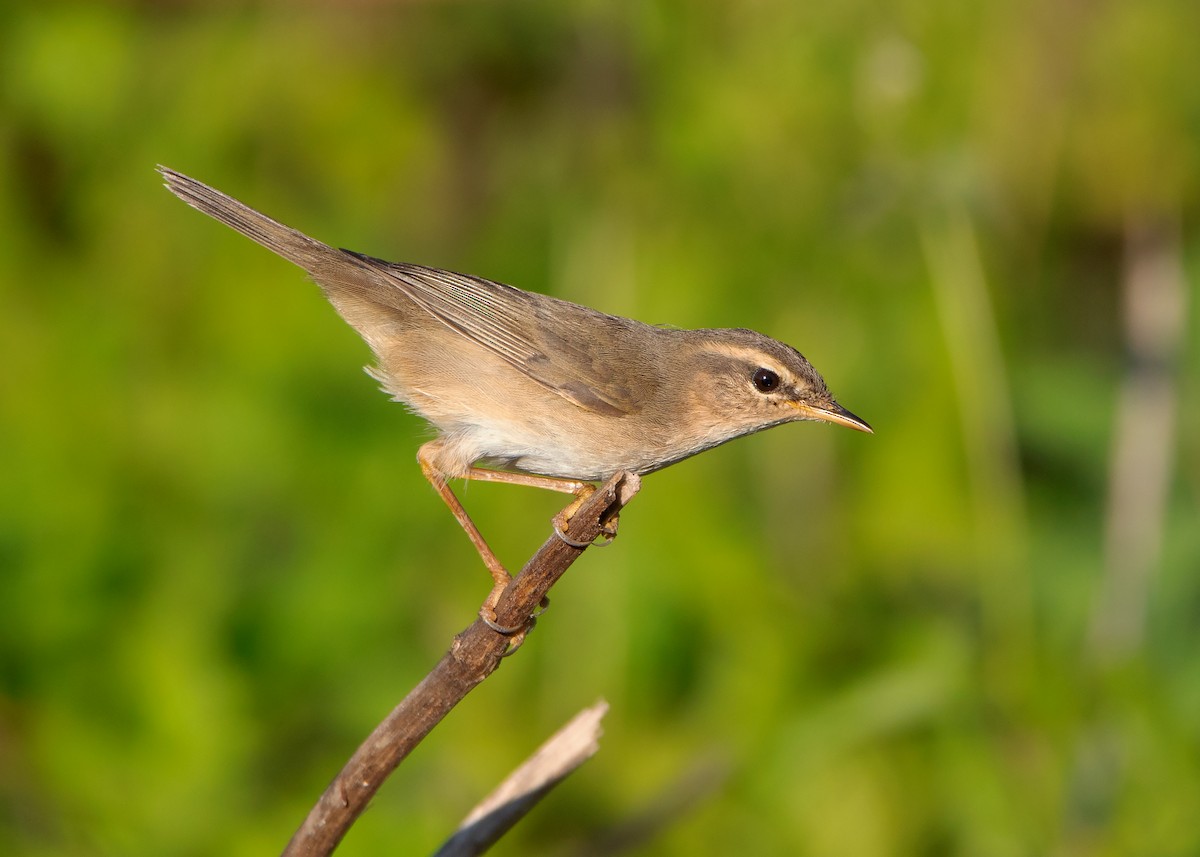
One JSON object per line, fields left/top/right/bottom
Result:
{"left": 791, "top": 401, "right": 874, "bottom": 434}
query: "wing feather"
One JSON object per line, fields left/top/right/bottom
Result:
{"left": 348, "top": 254, "right": 645, "bottom": 416}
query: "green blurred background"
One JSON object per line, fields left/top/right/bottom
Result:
{"left": 2, "top": 1, "right": 1198, "bottom": 854}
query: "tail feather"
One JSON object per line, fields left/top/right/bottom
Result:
{"left": 158, "top": 165, "right": 422, "bottom": 360}
{"left": 157, "top": 166, "right": 336, "bottom": 271}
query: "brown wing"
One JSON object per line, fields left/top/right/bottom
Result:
{"left": 350, "top": 254, "right": 651, "bottom": 417}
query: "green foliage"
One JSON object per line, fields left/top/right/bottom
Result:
{"left": 2, "top": 1, "right": 1198, "bottom": 854}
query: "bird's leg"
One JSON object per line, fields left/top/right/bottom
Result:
{"left": 418, "top": 451, "right": 523, "bottom": 635}
{"left": 417, "top": 448, "right": 618, "bottom": 637}
{"left": 458, "top": 468, "right": 618, "bottom": 546}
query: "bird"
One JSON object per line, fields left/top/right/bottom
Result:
{"left": 158, "top": 166, "right": 871, "bottom": 629}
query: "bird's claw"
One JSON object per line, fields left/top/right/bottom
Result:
{"left": 552, "top": 510, "right": 619, "bottom": 548}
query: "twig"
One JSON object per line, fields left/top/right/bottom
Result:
{"left": 281, "top": 471, "right": 640, "bottom": 857}
{"left": 433, "top": 701, "right": 610, "bottom": 857}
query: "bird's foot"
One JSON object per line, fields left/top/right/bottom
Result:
{"left": 478, "top": 583, "right": 549, "bottom": 655}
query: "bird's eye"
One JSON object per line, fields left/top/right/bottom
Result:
{"left": 752, "top": 368, "right": 780, "bottom": 393}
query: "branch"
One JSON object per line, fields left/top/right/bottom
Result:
{"left": 433, "top": 701, "right": 610, "bottom": 857}
{"left": 281, "top": 471, "right": 641, "bottom": 857}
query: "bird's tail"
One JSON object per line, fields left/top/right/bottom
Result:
{"left": 157, "top": 165, "right": 425, "bottom": 380}
{"left": 157, "top": 166, "right": 339, "bottom": 272}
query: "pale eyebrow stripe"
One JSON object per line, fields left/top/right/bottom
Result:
{"left": 701, "top": 342, "right": 787, "bottom": 370}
